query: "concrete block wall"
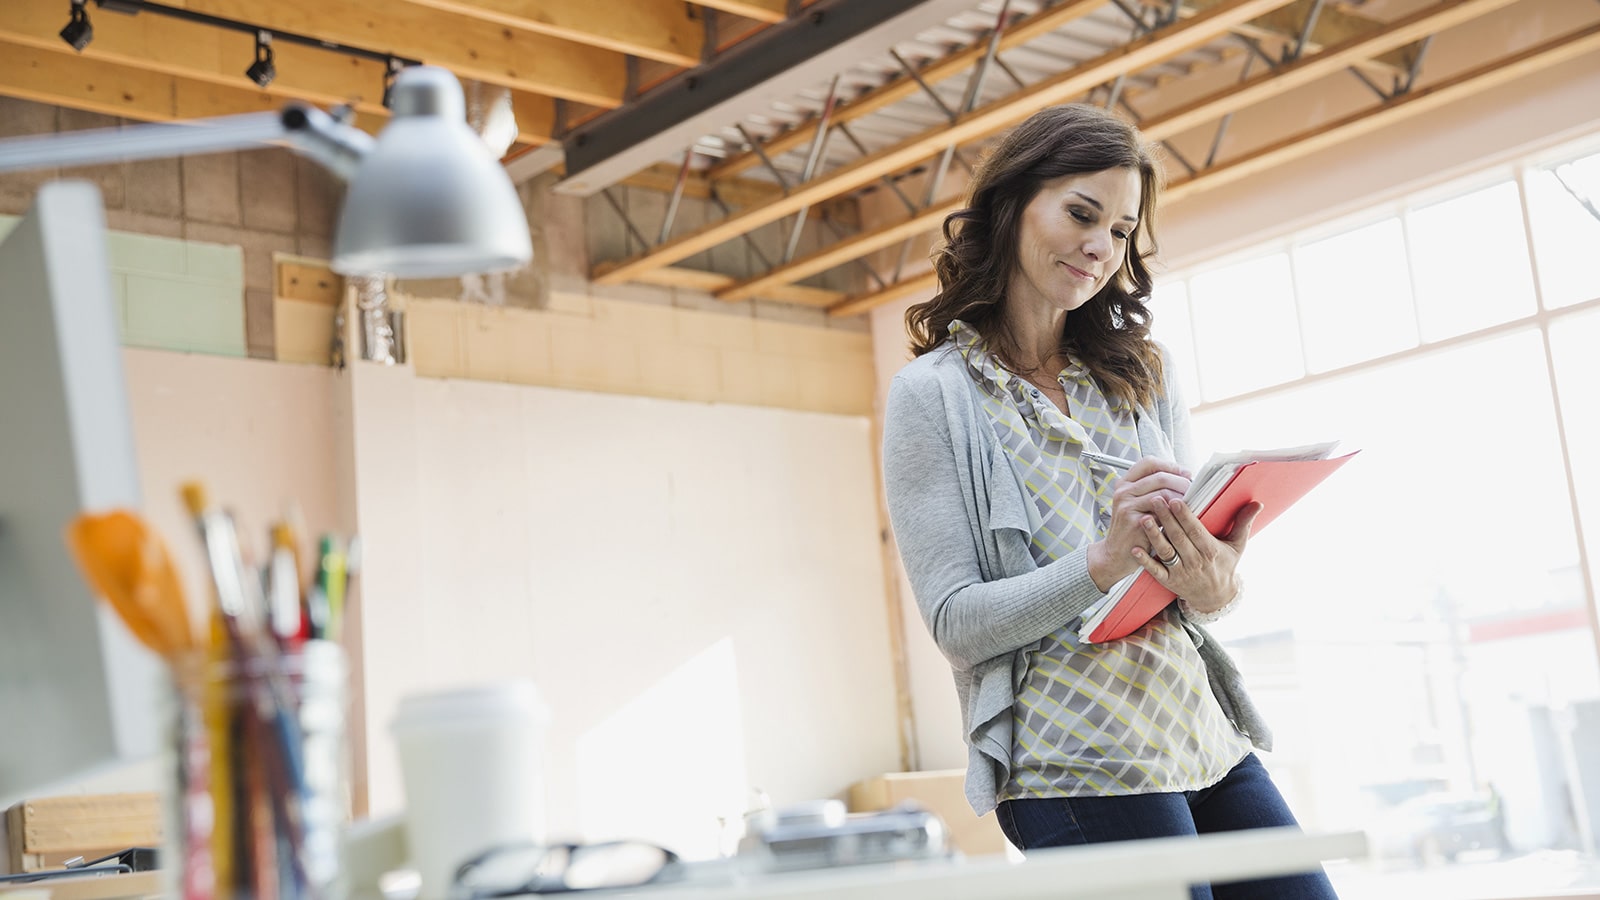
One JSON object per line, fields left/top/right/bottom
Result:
{"left": 0, "top": 95, "right": 342, "bottom": 361}
{"left": 402, "top": 284, "right": 876, "bottom": 416}
{"left": 0, "top": 211, "right": 245, "bottom": 357}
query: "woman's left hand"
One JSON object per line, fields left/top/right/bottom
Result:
{"left": 1132, "top": 498, "right": 1263, "bottom": 612}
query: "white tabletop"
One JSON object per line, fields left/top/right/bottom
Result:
{"left": 583, "top": 827, "right": 1368, "bottom": 900}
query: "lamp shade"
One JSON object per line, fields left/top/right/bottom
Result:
{"left": 331, "top": 66, "right": 533, "bottom": 278}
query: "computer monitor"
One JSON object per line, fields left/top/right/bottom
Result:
{"left": 0, "top": 181, "right": 164, "bottom": 809}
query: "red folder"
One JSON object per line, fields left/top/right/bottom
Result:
{"left": 1084, "top": 451, "right": 1359, "bottom": 643}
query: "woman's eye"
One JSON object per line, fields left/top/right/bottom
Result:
{"left": 1070, "top": 208, "right": 1093, "bottom": 224}
{"left": 1112, "top": 230, "right": 1130, "bottom": 241}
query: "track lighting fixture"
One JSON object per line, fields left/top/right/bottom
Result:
{"left": 382, "top": 57, "right": 405, "bottom": 110}
{"left": 51, "top": 1, "right": 421, "bottom": 99}
{"left": 246, "top": 31, "right": 275, "bottom": 87}
{"left": 59, "top": 0, "right": 92, "bottom": 52}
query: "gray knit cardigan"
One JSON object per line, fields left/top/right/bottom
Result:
{"left": 882, "top": 343, "right": 1272, "bottom": 816}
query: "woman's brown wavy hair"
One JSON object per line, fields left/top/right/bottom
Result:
{"left": 906, "top": 103, "right": 1166, "bottom": 408}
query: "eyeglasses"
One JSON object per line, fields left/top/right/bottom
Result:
{"left": 451, "top": 841, "right": 682, "bottom": 898}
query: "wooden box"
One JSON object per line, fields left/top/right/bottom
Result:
{"left": 848, "top": 769, "right": 1012, "bottom": 858}
{"left": 3, "top": 793, "right": 162, "bottom": 873}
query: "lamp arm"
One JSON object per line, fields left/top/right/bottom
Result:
{"left": 0, "top": 104, "right": 373, "bottom": 180}
{"left": 281, "top": 103, "right": 374, "bottom": 181}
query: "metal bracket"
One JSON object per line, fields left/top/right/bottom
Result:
{"left": 601, "top": 188, "right": 653, "bottom": 255}
{"left": 1288, "top": 0, "right": 1327, "bottom": 63}
{"left": 782, "top": 75, "right": 842, "bottom": 263}
{"left": 1203, "top": 53, "right": 1255, "bottom": 169}
{"left": 1119, "top": 97, "right": 1196, "bottom": 177}
{"left": 893, "top": 0, "right": 1008, "bottom": 281}
{"left": 891, "top": 50, "right": 959, "bottom": 123}
{"left": 1347, "top": 66, "right": 1390, "bottom": 101}
{"left": 737, "top": 124, "right": 794, "bottom": 193}
{"left": 1398, "top": 35, "right": 1433, "bottom": 95}
{"left": 838, "top": 123, "right": 918, "bottom": 214}
{"left": 658, "top": 150, "right": 694, "bottom": 245}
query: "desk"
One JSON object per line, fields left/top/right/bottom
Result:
{"left": 589, "top": 827, "right": 1366, "bottom": 900}
{"left": 0, "top": 872, "right": 161, "bottom": 900}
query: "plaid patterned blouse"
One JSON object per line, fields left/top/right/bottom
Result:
{"left": 949, "top": 321, "right": 1251, "bottom": 799}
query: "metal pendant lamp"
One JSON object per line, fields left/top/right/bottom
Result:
{"left": 331, "top": 65, "right": 533, "bottom": 278}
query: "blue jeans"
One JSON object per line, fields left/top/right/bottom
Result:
{"left": 995, "top": 754, "right": 1339, "bottom": 900}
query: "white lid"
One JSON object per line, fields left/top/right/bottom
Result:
{"left": 390, "top": 679, "right": 547, "bottom": 734}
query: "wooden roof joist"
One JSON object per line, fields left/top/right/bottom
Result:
{"left": 632, "top": 266, "right": 846, "bottom": 307}
{"left": 395, "top": 0, "right": 703, "bottom": 67}
{"left": 714, "top": 198, "right": 961, "bottom": 303}
{"left": 691, "top": 0, "right": 788, "bottom": 25}
{"left": 1163, "top": 19, "right": 1600, "bottom": 203}
{"left": 1199, "top": 0, "right": 1408, "bottom": 71}
{"left": 617, "top": 162, "right": 788, "bottom": 207}
{"left": 1140, "top": 0, "right": 1522, "bottom": 143}
{"left": 591, "top": 0, "right": 1298, "bottom": 286}
{"left": 827, "top": 19, "right": 1600, "bottom": 318}
{"left": 829, "top": 270, "right": 939, "bottom": 318}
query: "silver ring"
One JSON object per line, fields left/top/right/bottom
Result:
{"left": 1156, "top": 550, "right": 1180, "bottom": 567}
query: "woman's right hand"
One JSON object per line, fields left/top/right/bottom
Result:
{"left": 1086, "top": 457, "right": 1192, "bottom": 592}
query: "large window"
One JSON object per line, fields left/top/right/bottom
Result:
{"left": 1156, "top": 140, "right": 1600, "bottom": 898}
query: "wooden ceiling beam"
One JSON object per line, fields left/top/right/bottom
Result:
{"left": 827, "top": 270, "right": 938, "bottom": 318}
{"left": 715, "top": 198, "right": 959, "bottom": 303}
{"left": 0, "top": 37, "right": 389, "bottom": 132}
{"left": 1141, "top": 0, "right": 1520, "bottom": 143}
{"left": 0, "top": 6, "right": 556, "bottom": 144}
{"left": 1244, "top": 0, "right": 1379, "bottom": 46}
{"left": 592, "top": 0, "right": 1297, "bottom": 286}
{"left": 690, "top": 0, "right": 787, "bottom": 25}
{"left": 631, "top": 266, "right": 845, "bottom": 306}
{"left": 1240, "top": 0, "right": 1405, "bottom": 67}
{"left": 618, "top": 161, "right": 786, "bottom": 206}
{"left": 395, "top": 0, "right": 701, "bottom": 66}
{"left": 707, "top": 0, "right": 1105, "bottom": 181}
{"left": 0, "top": 2, "right": 391, "bottom": 109}
{"left": 825, "top": 19, "right": 1600, "bottom": 318}
{"left": 507, "top": 93, "right": 558, "bottom": 146}
{"left": 156, "top": 0, "right": 627, "bottom": 108}
{"left": 1164, "top": 19, "right": 1600, "bottom": 202}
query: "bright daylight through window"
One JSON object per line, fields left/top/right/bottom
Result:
{"left": 1152, "top": 136, "right": 1600, "bottom": 899}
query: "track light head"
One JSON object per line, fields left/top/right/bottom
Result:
{"left": 245, "top": 31, "right": 275, "bottom": 87}
{"left": 244, "top": 32, "right": 276, "bottom": 87}
{"left": 381, "top": 57, "right": 405, "bottom": 110}
{"left": 59, "top": 2, "right": 92, "bottom": 52}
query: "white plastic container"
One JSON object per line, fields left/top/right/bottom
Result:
{"left": 390, "top": 680, "right": 549, "bottom": 900}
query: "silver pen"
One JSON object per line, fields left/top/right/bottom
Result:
{"left": 1081, "top": 449, "right": 1138, "bottom": 472}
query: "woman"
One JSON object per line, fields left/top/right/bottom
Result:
{"left": 881, "top": 104, "right": 1339, "bottom": 900}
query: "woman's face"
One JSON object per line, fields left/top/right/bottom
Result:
{"left": 1006, "top": 167, "right": 1142, "bottom": 317}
